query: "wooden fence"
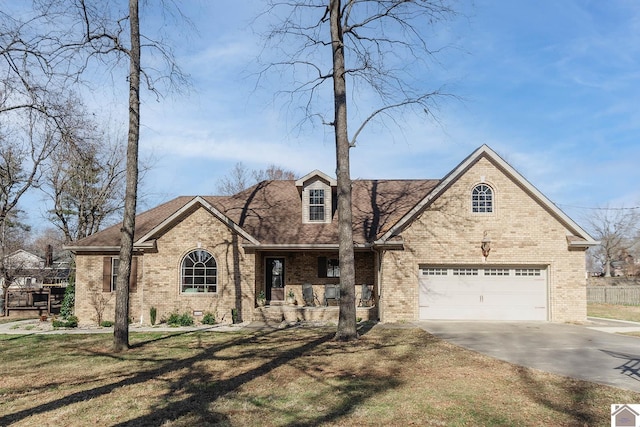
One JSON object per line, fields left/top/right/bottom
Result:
{"left": 3, "top": 287, "right": 65, "bottom": 316}
{"left": 587, "top": 286, "right": 640, "bottom": 306}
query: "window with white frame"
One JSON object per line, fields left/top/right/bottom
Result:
{"left": 309, "top": 189, "right": 325, "bottom": 221}
{"left": 421, "top": 268, "right": 448, "bottom": 276}
{"left": 181, "top": 249, "right": 217, "bottom": 293}
{"left": 318, "top": 256, "right": 340, "bottom": 278}
{"left": 472, "top": 184, "right": 494, "bottom": 213}
{"left": 515, "top": 268, "right": 541, "bottom": 276}
{"left": 484, "top": 268, "right": 510, "bottom": 276}
{"left": 453, "top": 268, "right": 478, "bottom": 276}
{"left": 327, "top": 258, "right": 340, "bottom": 277}
{"left": 111, "top": 258, "right": 119, "bottom": 291}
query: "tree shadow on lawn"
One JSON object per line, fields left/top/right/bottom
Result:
{"left": 0, "top": 324, "right": 400, "bottom": 426}
{"left": 516, "top": 366, "right": 601, "bottom": 425}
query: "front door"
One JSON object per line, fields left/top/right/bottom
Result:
{"left": 266, "top": 257, "right": 285, "bottom": 301}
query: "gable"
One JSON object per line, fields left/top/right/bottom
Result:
{"left": 65, "top": 196, "right": 259, "bottom": 253}
{"left": 376, "top": 145, "right": 597, "bottom": 249}
{"left": 409, "top": 157, "right": 575, "bottom": 250}
{"left": 5, "top": 250, "right": 44, "bottom": 269}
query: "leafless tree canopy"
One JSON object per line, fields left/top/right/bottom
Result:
{"left": 217, "top": 162, "right": 298, "bottom": 195}
{"left": 43, "top": 124, "right": 127, "bottom": 243}
{"left": 586, "top": 207, "right": 640, "bottom": 277}
{"left": 258, "top": 0, "right": 458, "bottom": 145}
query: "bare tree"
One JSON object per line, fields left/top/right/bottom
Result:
{"left": 260, "top": 0, "right": 458, "bottom": 340}
{"left": 217, "top": 162, "right": 297, "bottom": 195}
{"left": 0, "top": 118, "right": 60, "bottom": 313}
{"left": 1, "top": 3, "right": 186, "bottom": 341}
{"left": 111, "top": 0, "right": 141, "bottom": 352}
{"left": 43, "top": 126, "right": 127, "bottom": 243}
{"left": 217, "top": 163, "right": 252, "bottom": 196}
{"left": 253, "top": 164, "right": 297, "bottom": 182}
{"left": 0, "top": 208, "right": 31, "bottom": 313}
{"left": 90, "top": 291, "right": 112, "bottom": 325}
{"left": 29, "top": 227, "right": 66, "bottom": 257}
{"left": 586, "top": 207, "right": 639, "bottom": 277}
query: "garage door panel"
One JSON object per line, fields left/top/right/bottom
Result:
{"left": 419, "top": 266, "right": 547, "bottom": 321}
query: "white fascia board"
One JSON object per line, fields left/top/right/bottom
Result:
{"left": 295, "top": 170, "right": 337, "bottom": 188}
{"left": 64, "top": 241, "right": 157, "bottom": 253}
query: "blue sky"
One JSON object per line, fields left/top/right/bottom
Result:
{"left": 23, "top": 0, "right": 640, "bottom": 231}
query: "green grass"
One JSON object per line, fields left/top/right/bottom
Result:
{"left": 1, "top": 325, "right": 638, "bottom": 426}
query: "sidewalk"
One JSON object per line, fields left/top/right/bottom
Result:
{"left": 0, "top": 316, "right": 325, "bottom": 335}
{"left": 0, "top": 318, "right": 261, "bottom": 335}
{"left": 586, "top": 316, "right": 640, "bottom": 334}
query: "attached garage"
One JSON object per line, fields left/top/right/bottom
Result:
{"left": 418, "top": 266, "right": 548, "bottom": 321}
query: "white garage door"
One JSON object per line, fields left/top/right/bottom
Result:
{"left": 418, "top": 266, "right": 548, "bottom": 321}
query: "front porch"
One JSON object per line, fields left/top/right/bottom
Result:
{"left": 252, "top": 304, "right": 378, "bottom": 324}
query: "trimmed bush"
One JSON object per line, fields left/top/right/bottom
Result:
{"left": 52, "top": 315, "right": 78, "bottom": 328}
{"left": 100, "top": 320, "right": 114, "bottom": 327}
{"left": 202, "top": 312, "right": 216, "bottom": 325}
{"left": 167, "top": 312, "right": 194, "bottom": 327}
{"left": 150, "top": 306, "right": 157, "bottom": 326}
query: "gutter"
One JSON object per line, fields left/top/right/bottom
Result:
{"left": 63, "top": 240, "right": 157, "bottom": 254}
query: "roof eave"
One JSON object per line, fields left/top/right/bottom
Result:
{"left": 64, "top": 240, "right": 157, "bottom": 254}
{"left": 243, "top": 243, "right": 372, "bottom": 251}
{"left": 567, "top": 236, "right": 600, "bottom": 249}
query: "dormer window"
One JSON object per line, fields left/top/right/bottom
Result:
{"left": 296, "top": 170, "right": 336, "bottom": 224}
{"left": 309, "top": 189, "right": 325, "bottom": 221}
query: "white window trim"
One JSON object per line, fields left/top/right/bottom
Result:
{"left": 472, "top": 183, "right": 494, "bottom": 214}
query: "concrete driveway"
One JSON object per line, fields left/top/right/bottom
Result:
{"left": 416, "top": 318, "right": 640, "bottom": 392}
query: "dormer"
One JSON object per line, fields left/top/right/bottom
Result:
{"left": 295, "top": 170, "right": 337, "bottom": 224}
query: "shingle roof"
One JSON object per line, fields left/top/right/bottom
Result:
{"left": 70, "top": 178, "right": 439, "bottom": 249}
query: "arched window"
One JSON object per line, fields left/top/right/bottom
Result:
{"left": 472, "top": 184, "right": 493, "bottom": 213}
{"left": 181, "top": 249, "right": 217, "bottom": 293}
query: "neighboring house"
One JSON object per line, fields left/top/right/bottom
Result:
{"left": 66, "top": 145, "right": 597, "bottom": 326}
{"left": 1, "top": 248, "right": 70, "bottom": 290}
{"left": 1, "top": 248, "right": 70, "bottom": 317}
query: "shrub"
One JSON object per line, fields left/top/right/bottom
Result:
{"left": 167, "top": 312, "right": 194, "bottom": 327}
{"left": 202, "top": 312, "right": 216, "bottom": 325}
{"left": 150, "top": 306, "right": 157, "bottom": 325}
{"left": 60, "top": 276, "right": 75, "bottom": 319}
{"left": 52, "top": 315, "right": 78, "bottom": 328}
{"left": 100, "top": 320, "right": 114, "bottom": 327}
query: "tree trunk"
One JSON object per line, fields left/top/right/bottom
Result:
{"left": 113, "top": 0, "right": 141, "bottom": 352}
{"left": 330, "top": 0, "right": 357, "bottom": 341}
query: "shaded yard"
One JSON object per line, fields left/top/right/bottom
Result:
{"left": 1, "top": 324, "right": 638, "bottom": 426}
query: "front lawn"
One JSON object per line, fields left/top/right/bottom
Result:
{"left": 588, "top": 303, "right": 640, "bottom": 322}
{"left": 0, "top": 325, "right": 637, "bottom": 426}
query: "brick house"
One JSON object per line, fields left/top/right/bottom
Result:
{"left": 66, "top": 145, "right": 597, "bottom": 326}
